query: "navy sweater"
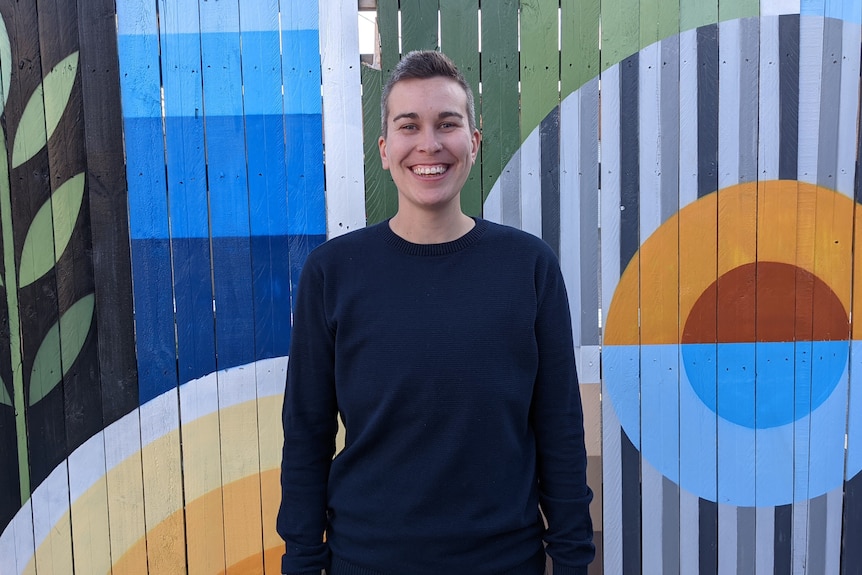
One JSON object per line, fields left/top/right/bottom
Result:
{"left": 278, "top": 219, "right": 594, "bottom": 575}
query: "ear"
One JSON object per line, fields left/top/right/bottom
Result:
{"left": 378, "top": 135, "right": 390, "bottom": 170}
{"left": 470, "top": 129, "right": 481, "bottom": 163}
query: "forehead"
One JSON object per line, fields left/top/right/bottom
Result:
{"left": 386, "top": 77, "right": 468, "bottom": 118}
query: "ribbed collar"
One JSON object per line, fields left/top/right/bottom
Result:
{"left": 378, "top": 217, "right": 489, "bottom": 256}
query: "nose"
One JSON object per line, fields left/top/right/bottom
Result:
{"left": 419, "top": 131, "right": 442, "bottom": 153}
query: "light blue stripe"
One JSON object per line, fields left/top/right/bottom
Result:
{"left": 117, "top": 32, "right": 320, "bottom": 117}
{"left": 282, "top": 1, "right": 319, "bottom": 31}
{"left": 116, "top": 0, "right": 159, "bottom": 36}
{"left": 241, "top": 32, "right": 286, "bottom": 116}
{"left": 239, "top": 0, "right": 281, "bottom": 32}
{"left": 805, "top": 0, "right": 862, "bottom": 22}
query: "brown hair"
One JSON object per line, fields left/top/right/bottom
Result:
{"left": 380, "top": 50, "right": 476, "bottom": 137}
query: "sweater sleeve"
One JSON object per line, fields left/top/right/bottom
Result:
{"left": 277, "top": 255, "right": 339, "bottom": 575}
{"left": 531, "top": 254, "right": 595, "bottom": 572}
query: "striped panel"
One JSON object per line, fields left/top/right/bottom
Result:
{"left": 320, "top": 0, "right": 366, "bottom": 237}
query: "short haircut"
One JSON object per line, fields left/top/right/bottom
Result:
{"left": 380, "top": 50, "right": 476, "bottom": 138}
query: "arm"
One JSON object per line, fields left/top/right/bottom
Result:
{"left": 532, "top": 256, "right": 595, "bottom": 575}
{"left": 277, "top": 257, "right": 338, "bottom": 575}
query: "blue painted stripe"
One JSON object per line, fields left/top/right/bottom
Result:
{"left": 131, "top": 240, "right": 178, "bottom": 405}
{"left": 164, "top": 115, "right": 209, "bottom": 238}
{"left": 126, "top": 116, "right": 322, "bottom": 238}
{"left": 805, "top": 0, "right": 862, "bottom": 22}
{"left": 241, "top": 32, "right": 289, "bottom": 116}
{"left": 117, "top": 32, "right": 321, "bottom": 117}
{"left": 131, "top": 235, "right": 324, "bottom": 401}
{"left": 239, "top": 0, "right": 281, "bottom": 33}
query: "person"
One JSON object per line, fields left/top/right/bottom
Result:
{"left": 278, "top": 50, "right": 594, "bottom": 575}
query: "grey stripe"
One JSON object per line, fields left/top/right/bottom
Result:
{"left": 807, "top": 494, "right": 827, "bottom": 574}
{"left": 778, "top": 14, "right": 800, "bottom": 180}
{"left": 500, "top": 149, "right": 521, "bottom": 227}
{"left": 579, "top": 79, "right": 600, "bottom": 346}
{"left": 739, "top": 17, "right": 760, "bottom": 184}
{"left": 662, "top": 476, "right": 681, "bottom": 575}
{"left": 697, "top": 24, "right": 719, "bottom": 197}
{"left": 817, "top": 17, "right": 842, "bottom": 189}
{"left": 738, "top": 507, "right": 757, "bottom": 574}
{"left": 660, "top": 35, "right": 680, "bottom": 223}
{"left": 540, "top": 107, "right": 561, "bottom": 257}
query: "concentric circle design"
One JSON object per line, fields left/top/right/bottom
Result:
{"left": 603, "top": 181, "right": 861, "bottom": 506}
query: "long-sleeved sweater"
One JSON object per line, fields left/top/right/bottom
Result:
{"left": 278, "top": 218, "right": 594, "bottom": 575}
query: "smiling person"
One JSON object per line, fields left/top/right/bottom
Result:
{"left": 278, "top": 50, "right": 594, "bottom": 575}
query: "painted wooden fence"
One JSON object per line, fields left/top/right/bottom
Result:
{"left": 0, "top": 0, "right": 861, "bottom": 573}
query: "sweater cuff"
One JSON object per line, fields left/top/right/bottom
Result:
{"left": 551, "top": 564, "right": 589, "bottom": 575}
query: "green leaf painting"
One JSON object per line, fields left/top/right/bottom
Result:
{"left": 18, "top": 172, "right": 85, "bottom": 288}
{"left": 29, "top": 293, "right": 95, "bottom": 406}
{"left": 0, "top": 377, "right": 11, "bottom": 407}
{"left": 11, "top": 51, "right": 79, "bottom": 169}
{"left": 0, "top": 16, "right": 10, "bottom": 110}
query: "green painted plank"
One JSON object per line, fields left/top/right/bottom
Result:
{"left": 640, "top": 0, "right": 679, "bottom": 48}
{"left": 718, "top": 0, "right": 759, "bottom": 23}
{"left": 520, "top": 0, "right": 560, "bottom": 140}
{"left": 680, "top": 0, "right": 717, "bottom": 32}
{"left": 601, "top": 0, "right": 640, "bottom": 71}
{"left": 363, "top": 65, "right": 398, "bottom": 224}
{"left": 400, "top": 0, "right": 439, "bottom": 54}
{"left": 561, "top": 0, "right": 601, "bottom": 97}
{"left": 479, "top": 0, "right": 519, "bottom": 200}
{"left": 440, "top": 0, "right": 481, "bottom": 216}
{"left": 378, "top": 0, "right": 400, "bottom": 77}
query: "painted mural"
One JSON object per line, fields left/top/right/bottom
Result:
{"left": 1, "top": 0, "right": 862, "bottom": 574}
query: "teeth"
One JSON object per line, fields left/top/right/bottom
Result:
{"left": 413, "top": 165, "right": 447, "bottom": 175}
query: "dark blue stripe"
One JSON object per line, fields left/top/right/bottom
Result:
{"left": 165, "top": 115, "right": 209, "bottom": 238}
{"left": 699, "top": 498, "right": 718, "bottom": 575}
{"left": 621, "top": 429, "right": 642, "bottom": 575}
{"left": 246, "top": 114, "right": 289, "bottom": 236}
{"left": 779, "top": 15, "right": 800, "bottom": 181}
{"left": 697, "top": 24, "right": 719, "bottom": 198}
{"left": 774, "top": 504, "right": 793, "bottom": 574}
{"left": 132, "top": 239, "right": 179, "bottom": 404}
{"left": 540, "top": 107, "right": 561, "bottom": 258}
{"left": 842, "top": 470, "right": 862, "bottom": 574}
{"left": 619, "top": 54, "right": 639, "bottom": 271}
{"left": 132, "top": 235, "right": 324, "bottom": 404}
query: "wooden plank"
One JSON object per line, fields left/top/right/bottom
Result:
{"left": 680, "top": 0, "right": 717, "bottom": 32}
{"left": 362, "top": 64, "right": 397, "bottom": 224}
{"left": 519, "top": 0, "right": 559, "bottom": 141}
{"left": 320, "top": 0, "right": 366, "bottom": 236}
{"left": 478, "top": 0, "right": 519, "bottom": 205}
{"left": 378, "top": 0, "right": 400, "bottom": 76}
{"left": 561, "top": 0, "right": 600, "bottom": 97}
{"left": 199, "top": 0, "right": 263, "bottom": 571}
{"left": 115, "top": 0, "right": 175, "bottom": 568}
{"left": 601, "top": 0, "right": 639, "bottom": 72}
{"left": 400, "top": 0, "right": 438, "bottom": 54}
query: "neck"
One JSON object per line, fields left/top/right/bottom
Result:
{"left": 389, "top": 209, "right": 475, "bottom": 244}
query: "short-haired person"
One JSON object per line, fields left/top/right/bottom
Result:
{"left": 278, "top": 50, "right": 594, "bottom": 575}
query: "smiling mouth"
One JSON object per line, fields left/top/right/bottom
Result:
{"left": 412, "top": 164, "right": 448, "bottom": 176}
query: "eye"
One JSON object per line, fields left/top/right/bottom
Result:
{"left": 399, "top": 123, "right": 418, "bottom": 131}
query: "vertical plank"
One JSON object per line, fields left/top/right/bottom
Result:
{"left": 363, "top": 64, "right": 396, "bottom": 224}
{"left": 282, "top": 0, "right": 327, "bottom": 305}
{"left": 478, "top": 0, "right": 519, "bottom": 205}
{"left": 115, "top": 0, "right": 177, "bottom": 568}
{"left": 400, "top": 0, "right": 438, "bottom": 54}
{"left": 680, "top": 0, "right": 717, "bottom": 32}
{"left": 439, "top": 0, "right": 481, "bottom": 216}
{"left": 519, "top": 0, "right": 559, "bottom": 141}
{"left": 320, "top": 0, "right": 366, "bottom": 237}
{"left": 236, "top": 2, "right": 293, "bottom": 568}
{"left": 601, "top": 0, "right": 639, "bottom": 73}
{"left": 561, "top": 0, "right": 601, "bottom": 97}
{"left": 200, "top": 0, "right": 264, "bottom": 570}
{"left": 161, "top": 0, "right": 216, "bottom": 570}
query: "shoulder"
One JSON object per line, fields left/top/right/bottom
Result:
{"left": 478, "top": 219, "right": 558, "bottom": 262}
{"left": 304, "top": 221, "right": 387, "bottom": 268}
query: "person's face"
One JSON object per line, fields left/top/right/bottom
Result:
{"left": 379, "top": 77, "right": 480, "bottom": 215}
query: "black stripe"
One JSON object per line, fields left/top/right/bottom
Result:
{"left": 697, "top": 24, "right": 719, "bottom": 198}
{"left": 774, "top": 504, "right": 793, "bottom": 574}
{"left": 842, "top": 471, "right": 862, "bottom": 574}
{"left": 621, "top": 429, "right": 642, "bottom": 575}
{"left": 619, "top": 53, "right": 639, "bottom": 271}
{"left": 540, "top": 106, "right": 561, "bottom": 257}
{"left": 698, "top": 498, "right": 718, "bottom": 575}
{"left": 778, "top": 14, "right": 800, "bottom": 181}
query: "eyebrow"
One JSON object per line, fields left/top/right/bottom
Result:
{"left": 391, "top": 111, "right": 465, "bottom": 123}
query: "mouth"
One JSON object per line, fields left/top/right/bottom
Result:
{"left": 411, "top": 164, "right": 449, "bottom": 176}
